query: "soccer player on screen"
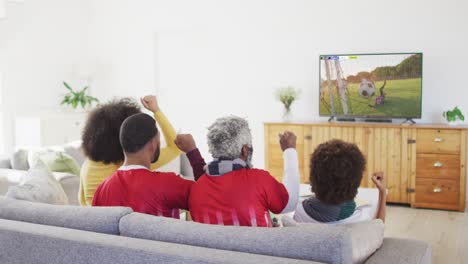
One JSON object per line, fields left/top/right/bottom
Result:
{"left": 369, "top": 80, "right": 387, "bottom": 108}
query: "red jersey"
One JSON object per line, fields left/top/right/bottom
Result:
{"left": 188, "top": 168, "right": 289, "bottom": 227}
{"left": 92, "top": 168, "right": 193, "bottom": 219}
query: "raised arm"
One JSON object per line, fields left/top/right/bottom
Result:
{"left": 140, "top": 95, "right": 182, "bottom": 170}
{"left": 372, "top": 172, "right": 387, "bottom": 223}
{"left": 279, "top": 131, "right": 300, "bottom": 214}
{"left": 175, "top": 134, "right": 206, "bottom": 181}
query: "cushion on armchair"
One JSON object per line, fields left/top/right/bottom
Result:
{"left": 28, "top": 150, "right": 80, "bottom": 176}
{"left": 11, "top": 149, "right": 29, "bottom": 170}
{"left": 5, "top": 161, "right": 69, "bottom": 205}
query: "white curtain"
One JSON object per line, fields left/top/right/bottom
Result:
{"left": 0, "top": 0, "right": 6, "bottom": 19}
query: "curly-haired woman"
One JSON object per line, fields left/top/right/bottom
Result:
{"left": 78, "top": 95, "right": 181, "bottom": 206}
{"left": 294, "top": 139, "right": 387, "bottom": 224}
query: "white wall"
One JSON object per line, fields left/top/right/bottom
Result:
{"left": 88, "top": 0, "right": 468, "bottom": 168}
{"left": 0, "top": 0, "right": 91, "bottom": 153}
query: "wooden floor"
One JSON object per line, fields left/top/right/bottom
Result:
{"left": 386, "top": 205, "right": 468, "bottom": 264}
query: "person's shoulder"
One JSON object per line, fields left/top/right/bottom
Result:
{"left": 156, "top": 171, "right": 192, "bottom": 182}
{"left": 247, "top": 168, "right": 276, "bottom": 179}
{"left": 153, "top": 171, "right": 178, "bottom": 178}
{"left": 248, "top": 168, "right": 269, "bottom": 174}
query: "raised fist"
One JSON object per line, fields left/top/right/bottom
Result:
{"left": 140, "top": 95, "right": 160, "bottom": 113}
{"left": 371, "top": 172, "right": 386, "bottom": 193}
{"left": 279, "top": 131, "right": 296, "bottom": 151}
{"left": 175, "top": 134, "right": 197, "bottom": 153}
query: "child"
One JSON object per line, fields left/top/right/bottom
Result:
{"left": 293, "top": 139, "right": 386, "bottom": 224}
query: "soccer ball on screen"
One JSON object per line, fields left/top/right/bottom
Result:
{"left": 358, "top": 79, "right": 376, "bottom": 98}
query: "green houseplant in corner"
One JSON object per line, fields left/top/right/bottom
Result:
{"left": 276, "top": 86, "right": 300, "bottom": 122}
{"left": 61, "top": 81, "right": 99, "bottom": 110}
{"left": 443, "top": 106, "right": 465, "bottom": 125}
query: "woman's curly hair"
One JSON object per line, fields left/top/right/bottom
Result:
{"left": 82, "top": 98, "right": 141, "bottom": 164}
{"left": 310, "top": 139, "right": 366, "bottom": 205}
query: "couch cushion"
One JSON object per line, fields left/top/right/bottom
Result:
{"left": 0, "top": 219, "right": 317, "bottom": 264}
{"left": 0, "top": 168, "right": 80, "bottom": 204}
{"left": 28, "top": 150, "right": 81, "bottom": 176}
{"left": 5, "top": 162, "right": 69, "bottom": 205}
{"left": 63, "top": 140, "right": 85, "bottom": 166}
{"left": 120, "top": 212, "right": 352, "bottom": 264}
{"left": 0, "top": 155, "right": 12, "bottom": 169}
{"left": 11, "top": 149, "right": 29, "bottom": 170}
{"left": 282, "top": 215, "right": 384, "bottom": 264}
{"left": 0, "top": 196, "right": 132, "bottom": 235}
{"left": 54, "top": 172, "right": 80, "bottom": 205}
{"left": 365, "top": 238, "right": 431, "bottom": 264}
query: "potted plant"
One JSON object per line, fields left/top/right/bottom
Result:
{"left": 276, "top": 86, "right": 300, "bottom": 122}
{"left": 60, "top": 81, "right": 99, "bottom": 111}
{"left": 443, "top": 106, "right": 465, "bottom": 125}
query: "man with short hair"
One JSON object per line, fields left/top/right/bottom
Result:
{"left": 187, "top": 116, "right": 299, "bottom": 227}
{"left": 92, "top": 113, "right": 195, "bottom": 219}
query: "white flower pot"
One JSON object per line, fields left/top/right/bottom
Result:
{"left": 447, "top": 119, "right": 463, "bottom": 126}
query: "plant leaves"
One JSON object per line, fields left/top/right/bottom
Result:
{"left": 61, "top": 83, "right": 99, "bottom": 109}
{"left": 63, "top": 81, "right": 73, "bottom": 91}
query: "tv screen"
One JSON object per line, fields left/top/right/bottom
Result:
{"left": 319, "top": 53, "right": 422, "bottom": 119}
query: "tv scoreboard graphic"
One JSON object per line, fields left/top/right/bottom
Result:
{"left": 320, "top": 55, "right": 358, "bottom": 60}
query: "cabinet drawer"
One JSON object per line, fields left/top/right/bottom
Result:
{"left": 415, "top": 178, "right": 459, "bottom": 205}
{"left": 417, "top": 129, "right": 461, "bottom": 154}
{"left": 416, "top": 154, "right": 460, "bottom": 180}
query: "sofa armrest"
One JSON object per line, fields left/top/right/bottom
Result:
{"left": 0, "top": 156, "right": 12, "bottom": 169}
{"left": 365, "top": 238, "right": 431, "bottom": 264}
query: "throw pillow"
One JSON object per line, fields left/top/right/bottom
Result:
{"left": 63, "top": 140, "right": 85, "bottom": 166}
{"left": 281, "top": 215, "right": 384, "bottom": 264}
{"left": 6, "top": 161, "right": 69, "bottom": 205}
{"left": 11, "top": 149, "right": 30, "bottom": 170}
{"left": 28, "top": 150, "right": 81, "bottom": 176}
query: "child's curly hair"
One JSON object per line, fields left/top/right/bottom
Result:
{"left": 82, "top": 98, "right": 141, "bottom": 164}
{"left": 309, "top": 139, "right": 366, "bottom": 205}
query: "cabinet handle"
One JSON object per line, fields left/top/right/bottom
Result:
{"left": 433, "top": 161, "right": 443, "bottom": 168}
{"left": 305, "top": 135, "right": 312, "bottom": 140}
{"left": 433, "top": 187, "right": 442, "bottom": 193}
{"left": 434, "top": 137, "right": 444, "bottom": 143}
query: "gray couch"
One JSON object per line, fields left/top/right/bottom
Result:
{"left": 0, "top": 197, "right": 431, "bottom": 264}
{"left": 0, "top": 146, "right": 193, "bottom": 206}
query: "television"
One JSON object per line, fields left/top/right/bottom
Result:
{"left": 319, "top": 53, "right": 422, "bottom": 120}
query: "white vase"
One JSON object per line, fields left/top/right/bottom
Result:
{"left": 448, "top": 120, "right": 462, "bottom": 126}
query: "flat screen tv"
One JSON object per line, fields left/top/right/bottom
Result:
{"left": 319, "top": 53, "right": 422, "bottom": 120}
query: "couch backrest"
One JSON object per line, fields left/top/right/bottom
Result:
{"left": 0, "top": 197, "right": 132, "bottom": 235}
{"left": 0, "top": 218, "right": 319, "bottom": 264}
{"left": 119, "top": 213, "right": 352, "bottom": 264}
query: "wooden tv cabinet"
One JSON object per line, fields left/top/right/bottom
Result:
{"left": 264, "top": 122, "right": 467, "bottom": 211}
